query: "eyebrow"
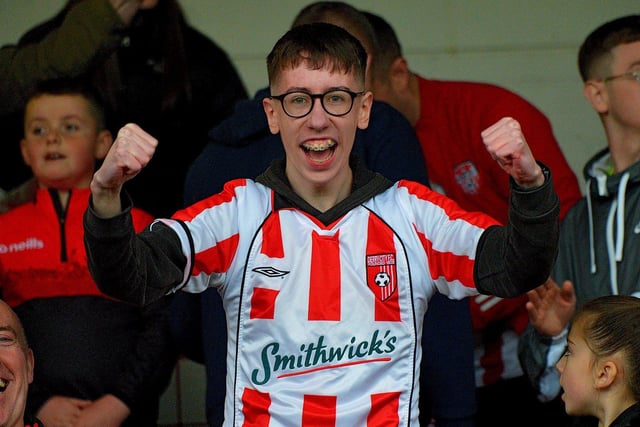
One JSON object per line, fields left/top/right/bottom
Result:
{"left": 280, "top": 86, "right": 353, "bottom": 93}
{"left": 0, "top": 325, "right": 18, "bottom": 337}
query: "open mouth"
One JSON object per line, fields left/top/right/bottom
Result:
{"left": 301, "top": 139, "right": 336, "bottom": 163}
{"left": 45, "top": 152, "right": 65, "bottom": 160}
{"left": 0, "top": 378, "right": 7, "bottom": 392}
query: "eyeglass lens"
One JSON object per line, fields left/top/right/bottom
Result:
{"left": 282, "top": 90, "right": 355, "bottom": 117}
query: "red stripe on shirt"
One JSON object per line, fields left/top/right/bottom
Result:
{"left": 250, "top": 287, "right": 279, "bottom": 319}
{"left": 261, "top": 213, "right": 284, "bottom": 258}
{"left": 302, "top": 394, "right": 337, "bottom": 427}
{"left": 173, "top": 179, "right": 246, "bottom": 220}
{"left": 399, "top": 180, "right": 499, "bottom": 228}
{"left": 368, "top": 391, "right": 401, "bottom": 427}
{"left": 242, "top": 388, "right": 271, "bottom": 427}
{"left": 416, "top": 229, "right": 475, "bottom": 288}
{"left": 308, "top": 230, "right": 341, "bottom": 321}
{"left": 193, "top": 234, "right": 239, "bottom": 275}
{"left": 367, "top": 214, "right": 401, "bottom": 321}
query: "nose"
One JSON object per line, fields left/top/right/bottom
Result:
{"left": 45, "top": 127, "right": 61, "bottom": 144}
{"left": 306, "top": 97, "right": 329, "bottom": 129}
{"left": 555, "top": 358, "right": 565, "bottom": 374}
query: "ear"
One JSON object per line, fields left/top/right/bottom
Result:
{"left": 583, "top": 80, "right": 609, "bottom": 114}
{"left": 19, "top": 138, "right": 32, "bottom": 167}
{"left": 263, "top": 97, "right": 280, "bottom": 135}
{"left": 26, "top": 348, "right": 34, "bottom": 384}
{"left": 94, "top": 129, "right": 113, "bottom": 160}
{"left": 594, "top": 359, "right": 618, "bottom": 390}
{"left": 389, "top": 57, "right": 412, "bottom": 91}
{"left": 357, "top": 91, "right": 373, "bottom": 130}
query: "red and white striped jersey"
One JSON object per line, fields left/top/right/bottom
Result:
{"left": 162, "top": 178, "right": 498, "bottom": 426}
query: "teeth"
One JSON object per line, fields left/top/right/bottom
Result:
{"left": 0, "top": 378, "right": 7, "bottom": 392}
{"left": 303, "top": 139, "right": 335, "bottom": 151}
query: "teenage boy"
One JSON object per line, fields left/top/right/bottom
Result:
{"left": 84, "top": 23, "right": 559, "bottom": 425}
{"left": 0, "top": 78, "right": 175, "bottom": 426}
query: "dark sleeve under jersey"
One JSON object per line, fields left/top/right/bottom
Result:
{"left": 475, "top": 164, "right": 559, "bottom": 297}
{"left": 84, "top": 195, "right": 188, "bottom": 306}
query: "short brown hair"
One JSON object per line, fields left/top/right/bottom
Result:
{"left": 578, "top": 15, "right": 640, "bottom": 81}
{"left": 24, "top": 77, "right": 107, "bottom": 131}
{"left": 572, "top": 295, "right": 640, "bottom": 400}
{"left": 267, "top": 23, "right": 367, "bottom": 88}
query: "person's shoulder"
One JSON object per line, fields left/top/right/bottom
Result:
{"left": 422, "top": 77, "right": 511, "bottom": 93}
{"left": 369, "top": 99, "right": 412, "bottom": 128}
{"left": 423, "top": 78, "right": 532, "bottom": 104}
{"left": 0, "top": 197, "right": 35, "bottom": 221}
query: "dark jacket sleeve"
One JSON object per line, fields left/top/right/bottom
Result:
{"left": 84, "top": 195, "right": 189, "bottom": 306}
{"left": 475, "top": 163, "right": 559, "bottom": 297}
{"left": 0, "top": 0, "right": 126, "bottom": 115}
{"left": 517, "top": 322, "right": 553, "bottom": 393}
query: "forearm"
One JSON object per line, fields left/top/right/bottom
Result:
{"left": 518, "top": 323, "right": 566, "bottom": 401}
{"left": 83, "top": 195, "right": 187, "bottom": 305}
{"left": 90, "top": 179, "right": 125, "bottom": 218}
{"left": 475, "top": 163, "right": 559, "bottom": 297}
{"left": 0, "top": 0, "right": 126, "bottom": 115}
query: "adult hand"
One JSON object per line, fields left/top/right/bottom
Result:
{"left": 525, "top": 277, "right": 576, "bottom": 337}
{"left": 90, "top": 123, "right": 158, "bottom": 217}
{"left": 71, "top": 394, "right": 130, "bottom": 427}
{"left": 481, "top": 117, "right": 545, "bottom": 188}
{"left": 37, "top": 396, "right": 92, "bottom": 427}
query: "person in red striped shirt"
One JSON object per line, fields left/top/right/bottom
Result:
{"left": 84, "top": 22, "right": 560, "bottom": 426}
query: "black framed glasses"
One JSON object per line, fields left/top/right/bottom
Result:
{"left": 270, "top": 89, "right": 364, "bottom": 118}
{"left": 601, "top": 70, "right": 640, "bottom": 83}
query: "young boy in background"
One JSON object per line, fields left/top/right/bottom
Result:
{"left": 0, "top": 78, "right": 176, "bottom": 426}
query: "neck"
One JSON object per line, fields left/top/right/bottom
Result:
{"left": 405, "top": 73, "right": 421, "bottom": 126}
{"left": 596, "top": 385, "right": 637, "bottom": 427}
{"left": 53, "top": 189, "right": 71, "bottom": 210}
{"left": 602, "top": 118, "right": 640, "bottom": 173}
{"left": 289, "top": 167, "right": 353, "bottom": 213}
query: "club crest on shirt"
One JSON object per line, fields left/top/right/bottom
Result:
{"left": 366, "top": 253, "right": 397, "bottom": 301}
{"left": 454, "top": 161, "right": 479, "bottom": 195}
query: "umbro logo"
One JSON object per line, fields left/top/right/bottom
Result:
{"left": 252, "top": 266, "right": 289, "bottom": 278}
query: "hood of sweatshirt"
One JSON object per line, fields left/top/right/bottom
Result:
{"left": 255, "top": 155, "right": 393, "bottom": 227}
{"left": 582, "top": 148, "right": 640, "bottom": 293}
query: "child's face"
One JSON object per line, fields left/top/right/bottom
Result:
{"left": 556, "top": 324, "right": 597, "bottom": 416}
{"left": 20, "top": 94, "right": 111, "bottom": 190}
{"left": 263, "top": 61, "right": 372, "bottom": 194}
